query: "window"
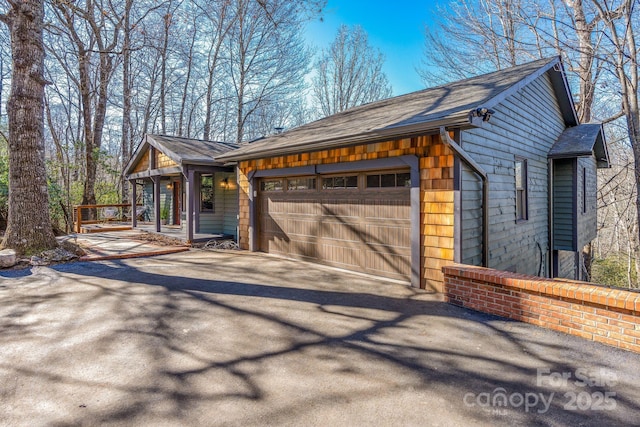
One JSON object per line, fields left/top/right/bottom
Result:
{"left": 200, "top": 174, "right": 214, "bottom": 212}
{"left": 322, "top": 175, "right": 358, "bottom": 189}
{"left": 288, "top": 177, "right": 316, "bottom": 191}
{"left": 260, "top": 179, "right": 284, "bottom": 192}
{"left": 515, "top": 158, "right": 528, "bottom": 221}
{"left": 366, "top": 172, "right": 411, "bottom": 188}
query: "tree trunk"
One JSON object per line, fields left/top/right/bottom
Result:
{"left": 121, "top": 0, "right": 133, "bottom": 203}
{"left": 0, "top": 0, "right": 57, "bottom": 255}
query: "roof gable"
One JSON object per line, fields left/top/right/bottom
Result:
{"left": 549, "top": 124, "right": 610, "bottom": 168}
{"left": 125, "top": 134, "right": 239, "bottom": 175}
{"left": 218, "top": 57, "right": 578, "bottom": 162}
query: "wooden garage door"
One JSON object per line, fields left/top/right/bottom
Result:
{"left": 257, "top": 174, "right": 411, "bottom": 281}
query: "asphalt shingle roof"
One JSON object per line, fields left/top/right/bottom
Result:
{"left": 148, "top": 135, "right": 239, "bottom": 165}
{"left": 217, "top": 57, "right": 567, "bottom": 162}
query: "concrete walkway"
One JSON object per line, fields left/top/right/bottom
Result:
{"left": 60, "top": 231, "right": 190, "bottom": 261}
{"left": 0, "top": 250, "right": 639, "bottom": 426}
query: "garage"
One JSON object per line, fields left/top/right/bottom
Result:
{"left": 257, "top": 170, "right": 411, "bottom": 281}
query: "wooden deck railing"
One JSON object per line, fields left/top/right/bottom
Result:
{"left": 73, "top": 203, "right": 143, "bottom": 233}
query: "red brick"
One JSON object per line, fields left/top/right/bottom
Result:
{"left": 618, "top": 341, "right": 640, "bottom": 353}
{"left": 583, "top": 313, "right": 608, "bottom": 323}
{"left": 608, "top": 318, "right": 636, "bottom": 330}
{"left": 548, "top": 324, "right": 570, "bottom": 334}
{"left": 596, "top": 322, "right": 622, "bottom": 333}
{"left": 574, "top": 316, "right": 596, "bottom": 327}
{"left": 609, "top": 331, "right": 636, "bottom": 344}
{"left": 550, "top": 311, "right": 572, "bottom": 321}
{"left": 573, "top": 304, "right": 595, "bottom": 314}
{"left": 502, "top": 295, "right": 520, "bottom": 305}
{"left": 624, "top": 329, "right": 640, "bottom": 339}
{"left": 595, "top": 308, "right": 622, "bottom": 320}
{"left": 569, "top": 329, "right": 594, "bottom": 340}
{"left": 594, "top": 335, "right": 620, "bottom": 347}
{"left": 539, "top": 315, "right": 560, "bottom": 325}
{"left": 624, "top": 295, "right": 637, "bottom": 311}
{"left": 621, "top": 313, "right": 640, "bottom": 324}
{"left": 583, "top": 325, "right": 608, "bottom": 336}
{"left": 560, "top": 320, "right": 583, "bottom": 330}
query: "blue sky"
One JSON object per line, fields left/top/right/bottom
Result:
{"left": 304, "top": 0, "right": 444, "bottom": 96}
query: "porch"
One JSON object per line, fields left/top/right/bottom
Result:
{"left": 123, "top": 134, "right": 240, "bottom": 244}
{"left": 73, "top": 203, "right": 234, "bottom": 244}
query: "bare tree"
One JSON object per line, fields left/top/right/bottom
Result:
{"left": 590, "top": 0, "right": 640, "bottom": 242}
{"left": 418, "top": 0, "right": 640, "bottom": 284}
{"left": 227, "top": 0, "right": 311, "bottom": 143}
{"left": 0, "top": 0, "right": 57, "bottom": 255}
{"left": 312, "top": 24, "right": 392, "bottom": 117}
{"left": 49, "top": 0, "right": 125, "bottom": 208}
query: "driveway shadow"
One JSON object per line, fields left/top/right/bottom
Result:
{"left": 1, "top": 253, "right": 638, "bottom": 426}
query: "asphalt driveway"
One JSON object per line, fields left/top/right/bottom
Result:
{"left": 1, "top": 250, "right": 639, "bottom": 426}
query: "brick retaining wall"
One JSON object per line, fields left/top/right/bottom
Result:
{"left": 442, "top": 264, "right": 640, "bottom": 354}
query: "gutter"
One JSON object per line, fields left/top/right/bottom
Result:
{"left": 439, "top": 127, "right": 490, "bottom": 267}
{"left": 217, "top": 114, "right": 472, "bottom": 162}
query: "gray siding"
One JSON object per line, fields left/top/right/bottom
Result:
{"left": 143, "top": 179, "right": 174, "bottom": 222}
{"left": 143, "top": 181, "right": 153, "bottom": 221}
{"left": 460, "top": 72, "right": 566, "bottom": 276}
{"left": 553, "top": 159, "right": 575, "bottom": 251}
{"left": 461, "top": 164, "right": 483, "bottom": 265}
{"left": 577, "top": 156, "right": 598, "bottom": 248}
{"left": 556, "top": 250, "right": 577, "bottom": 279}
{"left": 186, "top": 172, "right": 238, "bottom": 236}
{"left": 142, "top": 173, "right": 238, "bottom": 238}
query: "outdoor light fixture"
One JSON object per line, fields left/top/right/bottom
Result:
{"left": 468, "top": 107, "right": 495, "bottom": 124}
{"left": 221, "top": 177, "right": 229, "bottom": 189}
{"left": 167, "top": 183, "right": 173, "bottom": 189}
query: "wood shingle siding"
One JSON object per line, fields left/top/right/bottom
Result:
{"left": 460, "top": 72, "right": 566, "bottom": 276}
{"left": 133, "top": 146, "right": 150, "bottom": 174}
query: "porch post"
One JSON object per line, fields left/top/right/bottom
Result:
{"left": 194, "top": 173, "right": 200, "bottom": 233}
{"left": 152, "top": 176, "right": 161, "bottom": 232}
{"left": 185, "top": 167, "right": 195, "bottom": 244}
{"left": 130, "top": 179, "right": 137, "bottom": 228}
{"left": 248, "top": 171, "right": 256, "bottom": 252}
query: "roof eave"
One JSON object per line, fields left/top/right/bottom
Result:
{"left": 217, "top": 114, "right": 472, "bottom": 162}
{"left": 481, "top": 56, "right": 578, "bottom": 127}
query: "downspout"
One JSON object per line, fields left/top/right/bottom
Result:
{"left": 439, "top": 127, "right": 489, "bottom": 267}
{"left": 548, "top": 159, "right": 554, "bottom": 278}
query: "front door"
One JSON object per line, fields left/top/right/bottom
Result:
{"left": 173, "top": 181, "right": 181, "bottom": 225}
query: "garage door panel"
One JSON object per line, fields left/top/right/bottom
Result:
{"left": 317, "top": 242, "right": 361, "bottom": 269}
{"left": 365, "top": 250, "right": 411, "bottom": 279}
{"left": 362, "top": 198, "right": 410, "bottom": 220}
{"left": 365, "top": 223, "right": 411, "bottom": 247}
{"left": 321, "top": 200, "right": 361, "bottom": 218}
{"left": 258, "top": 180, "right": 411, "bottom": 282}
{"left": 318, "top": 220, "right": 361, "bottom": 242}
{"left": 285, "top": 218, "right": 318, "bottom": 237}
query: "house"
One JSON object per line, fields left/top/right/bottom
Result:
{"left": 124, "top": 134, "right": 239, "bottom": 243}
{"left": 215, "top": 57, "right": 608, "bottom": 292}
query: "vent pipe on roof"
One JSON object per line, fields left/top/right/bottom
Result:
{"left": 274, "top": 127, "right": 284, "bottom": 134}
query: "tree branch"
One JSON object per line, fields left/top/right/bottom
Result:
{"left": 602, "top": 111, "right": 626, "bottom": 123}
